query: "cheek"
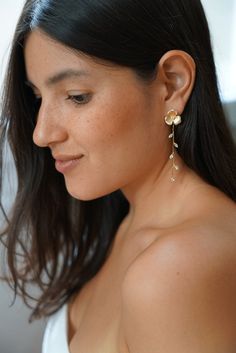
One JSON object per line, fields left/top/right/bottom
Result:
{"left": 81, "top": 97, "right": 157, "bottom": 175}
{"left": 86, "top": 97, "right": 146, "bottom": 155}
{"left": 91, "top": 94, "right": 162, "bottom": 162}
{"left": 64, "top": 91, "right": 164, "bottom": 200}
{"left": 70, "top": 91, "right": 143, "bottom": 153}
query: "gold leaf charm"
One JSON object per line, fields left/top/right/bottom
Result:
{"left": 174, "top": 164, "right": 179, "bottom": 171}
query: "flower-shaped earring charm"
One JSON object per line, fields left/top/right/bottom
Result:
{"left": 164, "top": 109, "right": 182, "bottom": 182}
{"left": 165, "top": 109, "right": 182, "bottom": 126}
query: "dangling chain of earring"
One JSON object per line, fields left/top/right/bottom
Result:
{"left": 164, "top": 109, "right": 182, "bottom": 182}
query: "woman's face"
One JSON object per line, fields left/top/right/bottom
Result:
{"left": 24, "top": 30, "right": 168, "bottom": 200}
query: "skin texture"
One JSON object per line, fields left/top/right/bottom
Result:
{"left": 25, "top": 30, "right": 170, "bottom": 202}
{"left": 24, "top": 30, "right": 236, "bottom": 353}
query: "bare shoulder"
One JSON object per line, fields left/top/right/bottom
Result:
{"left": 123, "top": 208, "right": 236, "bottom": 297}
{"left": 121, "top": 198, "right": 236, "bottom": 353}
{"left": 123, "top": 188, "right": 236, "bottom": 286}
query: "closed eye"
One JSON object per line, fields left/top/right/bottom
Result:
{"left": 66, "top": 94, "right": 92, "bottom": 105}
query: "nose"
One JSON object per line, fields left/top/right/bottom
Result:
{"left": 33, "top": 100, "right": 67, "bottom": 148}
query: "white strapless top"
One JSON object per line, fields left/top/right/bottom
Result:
{"left": 42, "top": 304, "right": 70, "bottom": 353}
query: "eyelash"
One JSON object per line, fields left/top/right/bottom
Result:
{"left": 66, "top": 94, "right": 91, "bottom": 105}
{"left": 33, "top": 94, "right": 91, "bottom": 107}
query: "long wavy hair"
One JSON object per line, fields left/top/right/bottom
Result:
{"left": 0, "top": 0, "right": 235, "bottom": 322}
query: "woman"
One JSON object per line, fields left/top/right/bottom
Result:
{"left": 1, "top": 0, "right": 236, "bottom": 352}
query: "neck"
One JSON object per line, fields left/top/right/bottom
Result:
{"left": 120, "top": 154, "right": 206, "bottom": 233}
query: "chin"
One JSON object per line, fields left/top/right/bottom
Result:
{"left": 66, "top": 188, "right": 97, "bottom": 201}
{"left": 65, "top": 183, "right": 111, "bottom": 201}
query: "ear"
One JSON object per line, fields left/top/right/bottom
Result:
{"left": 157, "top": 50, "right": 196, "bottom": 114}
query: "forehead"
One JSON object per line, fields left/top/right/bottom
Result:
{"left": 23, "top": 29, "right": 147, "bottom": 96}
{"left": 23, "top": 30, "right": 123, "bottom": 86}
{"left": 24, "top": 30, "right": 96, "bottom": 76}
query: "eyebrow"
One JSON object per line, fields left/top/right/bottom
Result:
{"left": 25, "top": 69, "right": 90, "bottom": 89}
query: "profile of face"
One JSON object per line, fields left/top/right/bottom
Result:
{"left": 24, "top": 30, "right": 171, "bottom": 200}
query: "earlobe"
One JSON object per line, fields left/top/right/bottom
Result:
{"left": 158, "top": 50, "right": 196, "bottom": 112}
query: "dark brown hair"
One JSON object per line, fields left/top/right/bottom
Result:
{"left": 0, "top": 0, "right": 235, "bottom": 322}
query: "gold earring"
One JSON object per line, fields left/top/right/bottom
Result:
{"left": 164, "top": 109, "right": 182, "bottom": 182}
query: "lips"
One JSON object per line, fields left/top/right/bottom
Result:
{"left": 53, "top": 154, "right": 84, "bottom": 173}
{"left": 52, "top": 154, "right": 84, "bottom": 161}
